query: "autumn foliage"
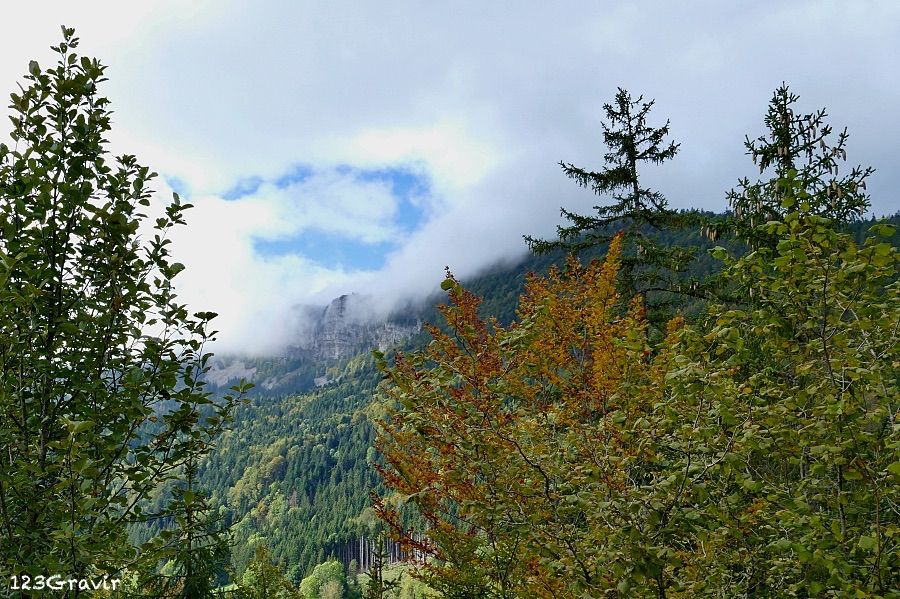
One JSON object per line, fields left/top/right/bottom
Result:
{"left": 376, "top": 235, "right": 679, "bottom": 596}
{"left": 374, "top": 216, "right": 899, "bottom": 596}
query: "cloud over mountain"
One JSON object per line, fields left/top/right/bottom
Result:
{"left": 3, "top": 1, "right": 898, "bottom": 352}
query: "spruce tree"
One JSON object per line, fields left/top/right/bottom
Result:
{"left": 526, "top": 88, "right": 705, "bottom": 311}
{"left": 364, "top": 531, "right": 400, "bottom": 599}
{"left": 720, "top": 84, "right": 874, "bottom": 247}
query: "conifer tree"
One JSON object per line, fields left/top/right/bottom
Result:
{"left": 364, "top": 530, "right": 400, "bottom": 599}
{"left": 525, "top": 88, "right": 703, "bottom": 308}
{"left": 720, "top": 84, "right": 874, "bottom": 247}
{"left": 134, "top": 461, "right": 232, "bottom": 598}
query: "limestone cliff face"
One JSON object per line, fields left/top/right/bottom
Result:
{"left": 206, "top": 360, "right": 257, "bottom": 387}
{"left": 206, "top": 293, "right": 420, "bottom": 392}
{"left": 292, "top": 293, "right": 419, "bottom": 361}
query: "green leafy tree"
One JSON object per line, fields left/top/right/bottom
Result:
{"left": 396, "top": 573, "right": 432, "bottom": 599}
{"left": 320, "top": 579, "right": 344, "bottom": 599}
{"left": 237, "top": 545, "right": 300, "bottom": 599}
{"left": 663, "top": 209, "right": 899, "bottom": 594}
{"left": 345, "top": 560, "right": 363, "bottom": 599}
{"left": 300, "top": 560, "right": 346, "bottom": 599}
{"left": 0, "top": 27, "right": 246, "bottom": 591}
{"left": 525, "top": 88, "right": 704, "bottom": 312}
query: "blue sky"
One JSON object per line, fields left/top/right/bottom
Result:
{"left": 2, "top": 1, "right": 899, "bottom": 352}
{"left": 246, "top": 166, "right": 429, "bottom": 270}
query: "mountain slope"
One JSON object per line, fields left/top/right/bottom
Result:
{"left": 196, "top": 214, "right": 899, "bottom": 582}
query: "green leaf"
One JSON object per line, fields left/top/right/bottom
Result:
{"left": 710, "top": 246, "right": 728, "bottom": 260}
{"left": 66, "top": 420, "right": 94, "bottom": 434}
{"left": 869, "top": 223, "right": 896, "bottom": 238}
{"left": 857, "top": 535, "right": 877, "bottom": 551}
{"left": 72, "top": 456, "right": 88, "bottom": 473}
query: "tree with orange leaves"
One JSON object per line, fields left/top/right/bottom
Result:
{"left": 373, "top": 235, "right": 699, "bottom": 597}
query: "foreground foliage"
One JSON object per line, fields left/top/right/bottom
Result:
{"left": 0, "top": 29, "right": 243, "bottom": 594}
{"left": 376, "top": 210, "right": 898, "bottom": 596}
{"left": 672, "top": 214, "right": 898, "bottom": 594}
{"left": 377, "top": 235, "right": 673, "bottom": 596}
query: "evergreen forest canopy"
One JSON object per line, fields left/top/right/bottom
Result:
{"left": 0, "top": 28, "right": 898, "bottom": 598}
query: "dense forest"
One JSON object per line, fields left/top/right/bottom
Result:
{"left": 1, "top": 27, "right": 898, "bottom": 599}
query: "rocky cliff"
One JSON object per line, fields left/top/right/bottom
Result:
{"left": 291, "top": 293, "right": 420, "bottom": 361}
{"left": 206, "top": 293, "right": 420, "bottom": 392}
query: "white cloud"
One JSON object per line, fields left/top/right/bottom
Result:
{"left": 3, "top": 1, "right": 899, "bottom": 353}
{"left": 251, "top": 171, "right": 404, "bottom": 243}
{"left": 162, "top": 169, "right": 411, "bottom": 353}
{"left": 342, "top": 121, "right": 499, "bottom": 191}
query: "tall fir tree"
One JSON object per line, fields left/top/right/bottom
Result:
{"left": 718, "top": 84, "right": 874, "bottom": 247}
{"left": 525, "top": 88, "right": 705, "bottom": 312}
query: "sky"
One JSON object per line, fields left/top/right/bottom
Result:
{"left": 2, "top": 1, "right": 898, "bottom": 353}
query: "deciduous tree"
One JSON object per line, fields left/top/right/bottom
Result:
{"left": 0, "top": 27, "right": 247, "bottom": 592}
{"left": 237, "top": 545, "right": 301, "bottom": 599}
{"left": 375, "top": 236, "right": 692, "bottom": 596}
{"left": 665, "top": 208, "right": 899, "bottom": 594}
{"left": 376, "top": 198, "right": 898, "bottom": 595}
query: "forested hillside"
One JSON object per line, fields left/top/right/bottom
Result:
{"left": 203, "top": 354, "right": 382, "bottom": 581}
{"left": 189, "top": 214, "right": 897, "bottom": 584}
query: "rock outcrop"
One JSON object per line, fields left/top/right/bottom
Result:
{"left": 206, "top": 360, "right": 257, "bottom": 387}
{"left": 290, "top": 293, "right": 420, "bottom": 362}
{"left": 206, "top": 293, "right": 420, "bottom": 392}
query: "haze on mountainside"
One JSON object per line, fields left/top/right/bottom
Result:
{"left": 2, "top": 1, "right": 898, "bottom": 355}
